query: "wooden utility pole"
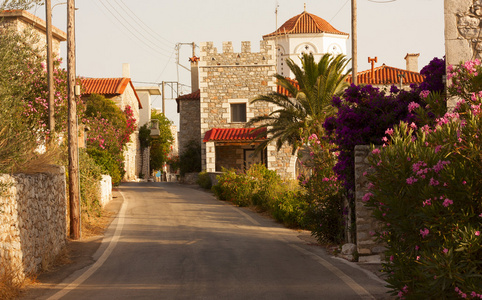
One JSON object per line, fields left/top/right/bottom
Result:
{"left": 45, "top": 0, "right": 55, "bottom": 133}
{"left": 67, "top": 0, "right": 80, "bottom": 240}
{"left": 161, "top": 81, "right": 165, "bottom": 115}
{"left": 351, "top": 0, "right": 358, "bottom": 85}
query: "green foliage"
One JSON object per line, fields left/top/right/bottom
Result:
{"left": 196, "top": 171, "right": 212, "bottom": 189}
{"left": 365, "top": 60, "right": 482, "bottom": 299}
{"left": 150, "top": 110, "right": 173, "bottom": 172}
{"left": 179, "top": 140, "right": 201, "bottom": 177}
{"left": 79, "top": 149, "right": 102, "bottom": 217}
{"left": 247, "top": 53, "right": 351, "bottom": 154}
{"left": 0, "top": 27, "right": 45, "bottom": 172}
{"left": 0, "top": 0, "right": 43, "bottom": 10}
{"left": 138, "top": 123, "right": 152, "bottom": 150}
{"left": 212, "top": 164, "right": 307, "bottom": 227}
{"left": 86, "top": 148, "right": 123, "bottom": 186}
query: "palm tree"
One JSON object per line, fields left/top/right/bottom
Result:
{"left": 247, "top": 53, "right": 351, "bottom": 153}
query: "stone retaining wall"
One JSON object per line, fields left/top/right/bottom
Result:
{"left": 0, "top": 166, "right": 67, "bottom": 281}
{"left": 354, "top": 145, "right": 386, "bottom": 262}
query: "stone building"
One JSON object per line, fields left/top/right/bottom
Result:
{"left": 177, "top": 41, "right": 296, "bottom": 179}
{"left": 0, "top": 10, "right": 66, "bottom": 56}
{"left": 80, "top": 65, "right": 143, "bottom": 182}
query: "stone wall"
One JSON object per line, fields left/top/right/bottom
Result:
{"left": 179, "top": 99, "right": 201, "bottom": 155}
{"left": 0, "top": 167, "right": 67, "bottom": 281}
{"left": 354, "top": 146, "right": 386, "bottom": 262}
{"left": 445, "top": 0, "right": 481, "bottom": 108}
{"left": 0, "top": 10, "right": 65, "bottom": 57}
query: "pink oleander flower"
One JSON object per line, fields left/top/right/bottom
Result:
{"left": 362, "top": 192, "right": 374, "bottom": 202}
{"left": 419, "top": 90, "right": 430, "bottom": 99}
{"left": 423, "top": 199, "right": 431, "bottom": 207}
{"left": 443, "top": 248, "right": 448, "bottom": 254}
{"left": 443, "top": 198, "right": 454, "bottom": 207}
{"left": 408, "top": 101, "right": 421, "bottom": 112}
{"left": 385, "top": 128, "right": 394, "bottom": 135}
{"left": 406, "top": 177, "right": 418, "bottom": 185}
{"left": 372, "top": 148, "right": 381, "bottom": 155}
{"left": 475, "top": 231, "right": 480, "bottom": 236}
{"left": 420, "top": 228, "right": 429, "bottom": 238}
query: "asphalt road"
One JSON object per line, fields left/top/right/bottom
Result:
{"left": 22, "top": 182, "right": 392, "bottom": 300}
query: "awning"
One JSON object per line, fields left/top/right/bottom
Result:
{"left": 203, "top": 128, "right": 266, "bottom": 142}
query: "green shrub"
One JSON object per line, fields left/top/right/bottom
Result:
{"left": 197, "top": 171, "right": 212, "bottom": 189}
{"left": 86, "top": 148, "right": 123, "bottom": 186}
{"left": 79, "top": 149, "right": 103, "bottom": 217}
{"left": 179, "top": 140, "right": 201, "bottom": 177}
{"left": 212, "top": 164, "right": 308, "bottom": 228}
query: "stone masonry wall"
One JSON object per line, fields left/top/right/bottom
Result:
{"left": 179, "top": 99, "right": 201, "bottom": 155}
{"left": 445, "top": 0, "right": 482, "bottom": 108}
{"left": 198, "top": 41, "right": 296, "bottom": 179}
{"left": 0, "top": 17, "right": 63, "bottom": 57}
{"left": 0, "top": 167, "right": 67, "bottom": 281}
{"left": 354, "top": 146, "right": 386, "bottom": 261}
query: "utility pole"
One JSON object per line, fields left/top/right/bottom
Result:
{"left": 351, "top": 0, "right": 358, "bottom": 85}
{"left": 45, "top": 0, "right": 55, "bottom": 134}
{"left": 161, "top": 81, "right": 165, "bottom": 115}
{"left": 67, "top": 0, "right": 80, "bottom": 240}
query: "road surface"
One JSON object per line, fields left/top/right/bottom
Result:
{"left": 23, "top": 182, "right": 392, "bottom": 299}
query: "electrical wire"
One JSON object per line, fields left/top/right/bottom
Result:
{"left": 94, "top": 0, "right": 171, "bottom": 58}
{"left": 115, "top": 0, "right": 175, "bottom": 48}
{"left": 330, "top": 0, "right": 350, "bottom": 22}
{"left": 99, "top": 0, "right": 173, "bottom": 56}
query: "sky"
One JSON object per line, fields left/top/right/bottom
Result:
{"left": 29, "top": 0, "right": 445, "bottom": 128}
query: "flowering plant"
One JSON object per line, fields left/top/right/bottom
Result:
{"left": 365, "top": 60, "right": 481, "bottom": 299}
{"left": 298, "top": 125, "right": 346, "bottom": 243}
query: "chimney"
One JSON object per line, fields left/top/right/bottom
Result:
{"left": 189, "top": 56, "right": 200, "bottom": 92}
{"left": 122, "top": 63, "right": 130, "bottom": 78}
{"left": 404, "top": 53, "right": 420, "bottom": 72}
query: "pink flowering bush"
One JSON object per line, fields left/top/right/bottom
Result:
{"left": 299, "top": 128, "right": 347, "bottom": 243}
{"left": 365, "top": 60, "right": 482, "bottom": 299}
{"left": 83, "top": 94, "right": 137, "bottom": 185}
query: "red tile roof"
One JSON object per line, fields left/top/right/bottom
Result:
{"left": 346, "top": 64, "right": 424, "bottom": 85}
{"left": 203, "top": 128, "right": 267, "bottom": 142}
{"left": 176, "top": 89, "right": 200, "bottom": 100}
{"left": 80, "top": 78, "right": 142, "bottom": 108}
{"left": 264, "top": 11, "right": 348, "bottom": 38}
{"left": 277, "top": 78, "right": 299, "bottom": 96}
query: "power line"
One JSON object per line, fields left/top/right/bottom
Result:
{"left": 330, "top": 0, "right": 350, "bottom": 22}
{"left": 99, "top": 0, "right": 174, "bottom": 56}
{"left": 115, "top": 0, "right": 175, "bottom": 48}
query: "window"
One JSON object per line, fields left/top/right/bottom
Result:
{"left": 231, "top": 103, "right": 246, "bottom": 123}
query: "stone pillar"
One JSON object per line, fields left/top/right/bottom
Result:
{"left": 354, "top": 145, "right": 386, "bottom": 263}
{"left": 445, "top": 0, "right": 477, "bottom": 108}
{"left": 205, "top": 141, "right": 216, "bottom": 172}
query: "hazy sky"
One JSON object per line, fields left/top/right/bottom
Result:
{"left": 30, "top": 0, "right": 445, "bottom": 127}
